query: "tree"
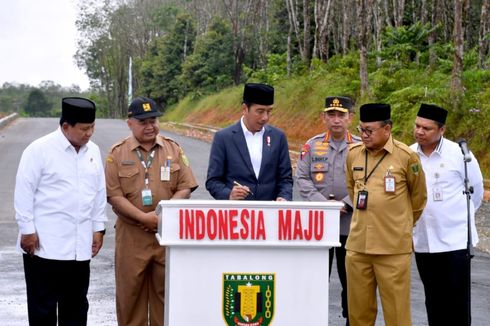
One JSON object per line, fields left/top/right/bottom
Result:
{"left": 479, "top": 0, "right": 489, "bottom": 68}
{"left": 24, "top": 89, "right": 52, "bottom": 117}
{"left": 451, "top": 0, "right": 464, "bottom": 107}
{"left": 285, "top": 0, "right": 313, "bottom": 66}
{"left": 223, "top": 0, "right": 263, "bottom": 84}
{"left": 393, "top": 0, "right": 406, "bottom": 27}
{"left": 180, "top": 18, "right": 234, "bottom": 94}
{"left": 140, "top": 13, "right": 196, "bottom": 107}
{"left": 357, "top": 0, "right": 374, "bottom": 97}
{"left": 312, "top": 0, "right": 333, "bottom": 61}
{"left": 381, "top": 22, "right": 433, "bottom": 66}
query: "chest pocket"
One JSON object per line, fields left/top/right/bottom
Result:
{"left": 352, "top": 167, "right": 365, "bottom": 182}
{"left": 310, "top": 161, "right": 328, "bottom": 183}
{"left": 310, "top": 161, "right": 329, "bottom": 173}
{"left": 118, "top": 166, "right": 140, "bottom": 195}
{"left": 162, "top": 163, "right": 181, "bottom": 190}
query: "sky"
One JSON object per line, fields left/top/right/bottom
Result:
{"left": 0, "top": 0, "right": 90, "bottom": 90}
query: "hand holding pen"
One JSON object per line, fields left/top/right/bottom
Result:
{"left": 230, "top": 180, "right": 253, "bottom": 200}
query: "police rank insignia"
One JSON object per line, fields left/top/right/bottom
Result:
{"left": 223, "top": 273, "right": 275, "bottom": 326}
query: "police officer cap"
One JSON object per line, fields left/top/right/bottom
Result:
{"left": 360, "top": 103, "right": 391, "bottom": 122}
{"left": 243, "top": 83, "right": 274, "bottom": 105}
{"left": 417, "top": 103, "right": 448, "bottom": 124}
{"left": 61, "top": 97, "right": 96, "bottom": 125}
{"left": 128, "top": 96, "right": 162, "bottom": 120}
{"left": 324, "top": 96, "right": 354, "bottom": 113}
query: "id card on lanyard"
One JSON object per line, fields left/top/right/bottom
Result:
{"left": 357, "top": 150, "right": 388, "bottom": 210}
{"left": 136, "top": 149, "right": 156, "bottom": 206}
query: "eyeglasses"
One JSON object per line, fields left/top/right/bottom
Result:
{"left": 357, "top": 125, "right": 384, "bottom": 136}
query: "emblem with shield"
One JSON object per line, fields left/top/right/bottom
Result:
{"left": 223, "top": 273, "right": 275, "bottom": 326}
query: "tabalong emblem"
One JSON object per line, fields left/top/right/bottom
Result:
{"left": 223, "top": 273, "right": 275, "bottom": 326}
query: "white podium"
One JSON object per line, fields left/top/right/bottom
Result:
{"left": 156, "top": 200, "right": 342, "bottom": 326}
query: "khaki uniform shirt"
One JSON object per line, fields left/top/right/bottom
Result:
{"left": 345, "top": 135, "right": 427, "bottom": 254}
{"left": 105, "top": 135, "right": 198, "bottom": 223}
{"left": 296, "top": 131, "right": 361, "bottom": 235}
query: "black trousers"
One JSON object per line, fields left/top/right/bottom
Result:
{"left": 23, "top": 254, "right": 90, "bottom": 326}
{"left": 415, "top": 249, "right": 471, "bottom": 326}
{"left": 329, "top": 235, "right": 348, "bottom": 319}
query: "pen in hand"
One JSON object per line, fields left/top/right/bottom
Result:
{"left": 233, "top": 180, "right": 253, "bottom": 195}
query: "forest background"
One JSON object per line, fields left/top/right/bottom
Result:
{"left": 1, "top": 0, "right": 490, "bottom": 177}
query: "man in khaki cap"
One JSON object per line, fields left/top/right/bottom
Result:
{"left": 105, "top": 96, "right": 198, "bottom": 326}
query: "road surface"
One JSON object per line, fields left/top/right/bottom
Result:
{"left": 0, "top": 118, "right": 488, "bottom": 325}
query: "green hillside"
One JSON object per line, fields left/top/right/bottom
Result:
{"left": 163, "top": 53, "right": 490, "bottom": 178}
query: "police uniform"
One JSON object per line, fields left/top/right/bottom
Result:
{"left": 297, "top": 131, "right": 360, "bottom": 234}
{"left": 296, "top": 96, "right": 359, "bottom": 322}
{"left": 345, "top": 103, "right": 427, "bottom": 326}
{"left": 296, "top": 131, "right": 360, "bottom": 317}
{"left": 105, "top": 97, "right": 198, "bottom": 326}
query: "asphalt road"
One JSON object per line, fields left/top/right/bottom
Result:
{"left": 0, "top": 118, "right": 488, "bottom": 325}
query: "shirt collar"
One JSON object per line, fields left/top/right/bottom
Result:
{"left": 240, "top": 116, "right": 265, "bottom": 137}
{"left": 127, "top": 134, "right": 164, "bottom": 151}
{"left": 56, "top": 127, "right": 88, "bottom": 153}
{"left": 361, "top": 134, "right": 394, "bottom": 154}
{"left": 383, "top": 135, "right": 395, "bottom": 153}
{"left": 416, "top": 137, "right": 444, "bottom": 157}
{"left": 323, "top": 130, "right": 355, "bottom": 143}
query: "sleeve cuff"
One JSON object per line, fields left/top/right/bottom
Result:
{"left": 92, "top": 222, "right": 105, "bottom": 233}
{"left": 18, "top": 221, "right": 36, "bottom": 235}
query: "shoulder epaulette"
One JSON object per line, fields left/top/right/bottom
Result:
{"left": 351, "top": 134, "right": 362, "bottom": 142}
{"left": 306, "top": 133, "right": 326, "bottom": 144}
{"left": 349, "top": 142, "right": 363, "bottom": 150}
{"left": 109, "top": 136, "right": 130, "bottom": 153}
{"left": 160, "top": 135, "right": 181, "bottom": 149}
{"left": 393, "top": 139, "right": 414, "bottom": 155}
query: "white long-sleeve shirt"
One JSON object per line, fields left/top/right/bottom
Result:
{"left": 410, "top": 137, "right": 484, "bottom": 253}
{"left": 14, "top": 127, "right": 107, "bottom": 261}
{"left": 241, "top": 117, "right": 264, "bottom": 179}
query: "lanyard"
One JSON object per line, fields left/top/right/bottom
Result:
{"left": 135, "top": 149, "right": 156, "bottom": 188}
{"left": 364, "top": 150, "right": 388, "bottom": 184}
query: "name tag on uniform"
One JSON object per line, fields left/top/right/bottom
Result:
{"left": 122, "top": 160, "right": 135, "bottom": 165}
{"left": 433, "top": 186, "right": 443, "bottom": 201}
{"left": 385, "top": 176, "right": 395, "bottom": 193}
{"left": 142, "top": 189, "right": 153, "bottom": 206}
{"left": 161, "top": 166, "right": 170, "bottom": 181}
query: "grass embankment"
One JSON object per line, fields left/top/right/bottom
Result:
{"left": 162, "top": 55, "right": 490, "bottom": 178}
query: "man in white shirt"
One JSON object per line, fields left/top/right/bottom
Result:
{"left": 411, "top": 103, "right": 484, "bottom": 326}
{"left": 206, "top": 83, "right": 293, "bottom": 200}
{"left": 14, "top": 97, "right": 107, "bottom": 326}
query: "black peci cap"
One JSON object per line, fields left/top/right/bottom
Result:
{"left": 61, "top": 97, "right": 96, "bottom": 125}
{"left": 243, "top": 83, "right": 274, "bottom": 105}
{"left": 324, "top": 96, "right": 354, "bottom": 113}
{"left": 417, "top": 103, "right": 448, "bottom": 124}
{"left": 359, "top": 103, "right": 391, "bottom": 122}
{"left": 128, "top": 96, "right": 162, "bottom": 120}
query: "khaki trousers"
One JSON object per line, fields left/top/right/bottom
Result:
{"left": 346, "top": 250, "right": 412, "bottom": 326}
{"left": 115, "top": 218, "right": 165, "bottom": 326}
